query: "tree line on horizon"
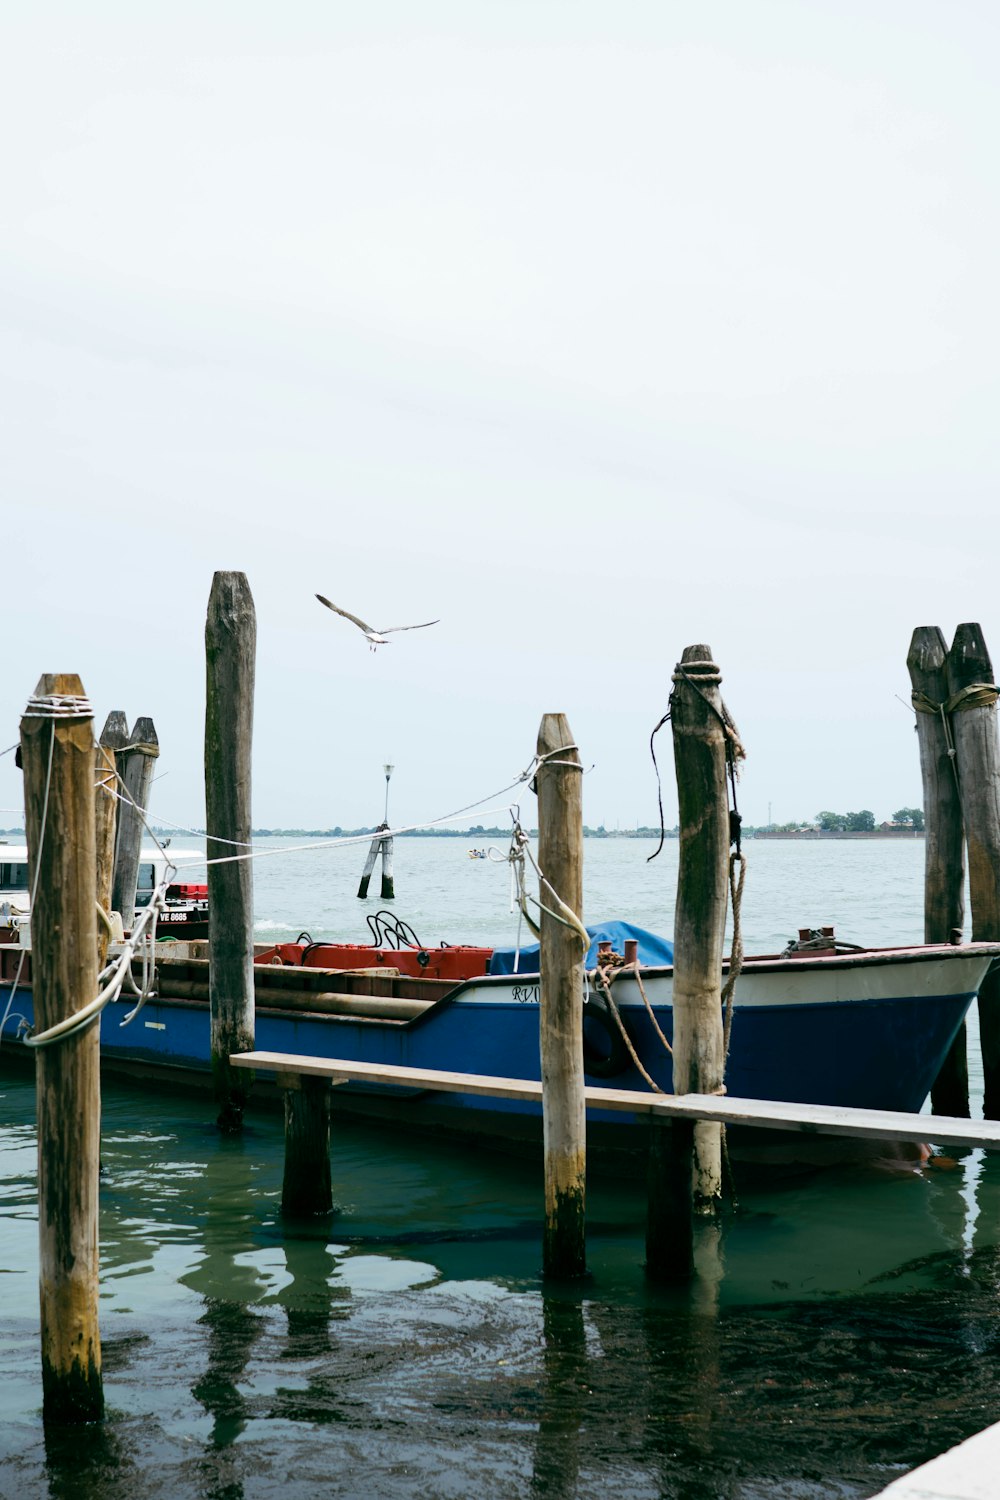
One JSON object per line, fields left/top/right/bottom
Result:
{"left": 764, "top": 806, "right": 924, "bottom": 834}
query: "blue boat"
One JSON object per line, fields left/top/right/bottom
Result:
{"left": 2, "top": 922, "right": 996, "bottom": 1151}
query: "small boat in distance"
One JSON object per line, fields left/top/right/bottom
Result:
{"left": 467, "top": 848, "right": 488, "bottom": 859}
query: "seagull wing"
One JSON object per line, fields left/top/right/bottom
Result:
{"left": 376, "top": 620, "right": 441, "bottom": 635}
{"left": 316, "top": 595, "right": 375, "bottom": 634}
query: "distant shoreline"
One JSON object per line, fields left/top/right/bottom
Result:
{"left": 753, "top": 830, "right": 924, "bottom": 840}
{"left": 0, "top": 824, "right": 923, "bottom": 842}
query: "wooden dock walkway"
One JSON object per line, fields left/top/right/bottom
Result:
{"left": 230, "top": 1052, "right": 1000, "bottom": 1151}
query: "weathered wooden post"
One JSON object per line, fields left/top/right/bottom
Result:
{"left": 356, "top": 832, "right": 382, "bottom": 899}
{"left": 94, "top": 711, "right": 127, "bottom": 972}
{"left": 379, "top": 833, "right": 394, "bottom": 900}
{"left": 20, "top": 674, "right": 104, "bottom": 1423}
{"left": 110, "top": 717, "right": 159, "bottom": 930}
{"left": 908, "top": 627, "right": 968, "bottom": 1116}
{"left": 205, "top": 571, "right": 256, "bottom": 1133}
{"left": 647, "top": 645, "right": 732, "bottom": 1280}
{"left": 947, "top": 623, "right": 1000, "bottom": 1118}
{"left": 536, "top": 712, "right": 587, "bottom": 1278}
{"left": 279, "top": 1071, "right": 333, "bottom": 1218}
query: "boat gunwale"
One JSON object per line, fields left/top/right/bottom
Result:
{"left": 120, "top": 940, "right": 1000, "bottom": 1034}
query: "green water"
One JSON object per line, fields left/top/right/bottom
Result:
{"left": 4, "top": 1061, "right": 1000, "bottom": 1499}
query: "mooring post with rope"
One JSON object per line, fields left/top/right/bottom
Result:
{"left": 205, "top": 570, "right": 257, "bottom": 1133}
{"left": 20, "top": 674, "right": 104, "bottom": 1424}
{"left": 648, "top": 646, "right": 736, "bottom": 1280}
{"left": 908, "top": 626, "right": 968, "bottom": 1116}
{"left": 110, "top": 716, "right": 159, "bottom": 931}
{"left": 947, "top": 622, "right": 1000, "bottom": 1118}
{"left": 536, "top": 712, "right": 588, "bottom": 1279}
{"left": 94, "top": 711, "right": 127, "bottom": 973}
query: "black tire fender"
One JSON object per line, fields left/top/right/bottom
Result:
{"left": 582, "top": 989, "right": 630, "bottom": 1078}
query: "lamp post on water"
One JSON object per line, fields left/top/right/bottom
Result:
{"left": 358, "top": 763, "right": 396, "bottom": 899}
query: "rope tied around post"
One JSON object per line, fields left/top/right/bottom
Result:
{"left": 22, "top": 692, "right": 94, "bottom": 721}
{"left": 912, "top": 683, "right": 1000, "bottom": 717}
{"left": 911, "top": 681, "right": 1000, "bottom": 798}
{"left": 648, "top": 658, "right": 745, "bottom": 862}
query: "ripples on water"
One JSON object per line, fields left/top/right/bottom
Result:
{"left": 3, "top": 837, "right": 1000, "bottom": 1498}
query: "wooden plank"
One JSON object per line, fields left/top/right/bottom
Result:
{"left": 155, "top": 979, "right": 430, "bottom": 1019}
{"left": 229, "top": 1051, "right": 1000, "bottom": 1149}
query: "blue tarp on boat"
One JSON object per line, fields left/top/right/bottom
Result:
{"left": 488, "top": 920, "right": 674, "bottom": 975}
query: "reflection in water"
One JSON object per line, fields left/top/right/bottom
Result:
{"left": 43, "top": 1419, "right": 136, "bottom": 1500}
{"left": 191, "top": 1298, "right": 263, "bottom": 1453}
{"left": 279, "top": 1231, "right": 350, "bottom": 1359}
{"left": 530, "top": 1295, "right": 588, "bottom": 1500}
{"left": 181, "top": 1128, "right": 267, "bottom": 1500}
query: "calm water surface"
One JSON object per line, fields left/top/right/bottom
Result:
{"left": 3, "top": 836, "right": 1000, "bottom": 1499}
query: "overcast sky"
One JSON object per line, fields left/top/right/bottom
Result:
{"left": 2, "top": 2, "right": 997, "bottom": 833}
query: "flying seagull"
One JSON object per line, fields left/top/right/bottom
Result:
{"left": 315, "top": 594, "right": 440, "bottom": 650}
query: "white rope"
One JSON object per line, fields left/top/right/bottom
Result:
{"left": 22, "top": 694, "right": 93, "bottom": 720}
{"left": 113, "top": 745, "right": 588, "bottom": 874}
{"left": 173, "top": 801, "right": 521, "bottom": 872}
{"left": 17, "top": 741, "right": 178, "bottom": 1048}
{"left": 504, "top": 816, "right": 590, "bottom": 952}
{"left": 103, "top": 790, "right": 254, "bottom": 848}
{"left": 24, "top": 875, "right": 174, "bottom": 1049}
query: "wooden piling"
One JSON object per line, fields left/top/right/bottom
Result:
{"left": 205, "top": 571, "right": 257, "bottom": 1133}
{"left": 645, "top": 1116, "right": 695, "bottom": 1281}
{"left": 357, "top": 830, "right": 382, "bottom": 899}
{"left": 94, "top": 711, "right": 127, "bottom": 973}
{"left": 279, "top": 1073, "right": 333, "bottom": 1217}
{"left": 947, "top": 623, "right": 1000, "bottom": 1118}
{"left": 907, "top": 627, "right": 968, "bottom": 1116}
{"left": 20, "top": 674, "right": 103, "bottom": 1423}
{"left": 110, "top": 717, "right": 159, "bottom": 930}
{"left": 666, "top": 646, "right": 730, "bottom": 1215}
{"left": 379, "top": 834, "right": 394, "bottom": 900}
{"left": 535, "top": 712, "right": 587, "bottom": 1279}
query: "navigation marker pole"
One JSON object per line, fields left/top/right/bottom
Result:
{"left": 357, "top": 763, "right": 395, "bottom": 900}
